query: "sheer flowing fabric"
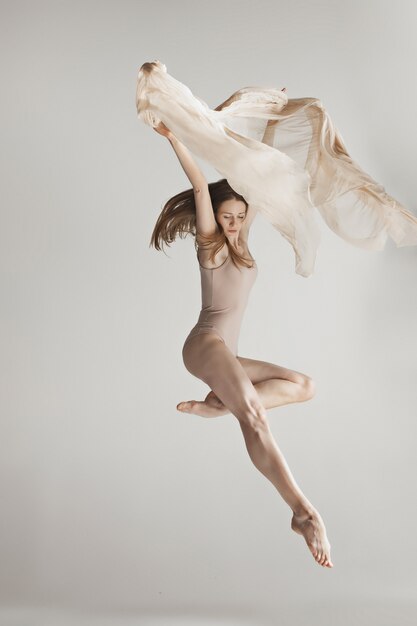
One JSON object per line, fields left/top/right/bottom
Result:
{"left": 136, "top": 60, "right": 417, "bottom": 277}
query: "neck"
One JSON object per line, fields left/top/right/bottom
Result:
{"left": 228, "top": 235, "right": 240, "bottom": 248}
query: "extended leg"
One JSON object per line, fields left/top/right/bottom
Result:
{"left": 181, "top": 334, "right": 333, "bottom": 568}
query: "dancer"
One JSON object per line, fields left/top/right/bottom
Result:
{"left": 151, "top": 119, "right": 333, "bottom": 568}
{"left": 139, "top": 60, "right": 417, "bottom": 570}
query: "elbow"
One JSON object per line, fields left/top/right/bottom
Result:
{"left": 193, "top": 182, "right": 208, "bottom": 194}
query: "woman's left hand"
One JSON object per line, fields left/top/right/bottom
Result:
{"left": 153, "top": 121, "right": 174, "bottom": 140}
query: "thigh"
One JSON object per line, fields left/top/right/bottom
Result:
{"left": 236, "top": 354, "right": 309, "bottom": 386}
{"left": 182, "top": 334, "right": 262, "bottom": 419}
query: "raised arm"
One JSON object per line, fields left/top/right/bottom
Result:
{"left": 154, "top": 122, "right": 217, "bottom": 236}
{"left": 239, "top": 203, "right": 257, "bottom": 242}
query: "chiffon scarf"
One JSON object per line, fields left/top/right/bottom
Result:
{"left": 136, "top": 60, "right": 417, "bottom": 277}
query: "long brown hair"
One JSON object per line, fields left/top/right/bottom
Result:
{"left": 150, "top": 178, "right": 254, "bottom": 269}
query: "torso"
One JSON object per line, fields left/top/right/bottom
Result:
{"left": 183, "top": 234, "right": 258, "bottom": 357}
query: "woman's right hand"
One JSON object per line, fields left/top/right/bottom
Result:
{"left": 153, "top": 121, "right": 174, "bottom": 140}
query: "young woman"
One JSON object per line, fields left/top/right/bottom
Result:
{"left": 151, "top": 120, "right": 333, "bottom": 569}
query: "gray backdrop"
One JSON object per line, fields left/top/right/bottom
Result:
{"left": 1, "top": 1, "right": 416, "bottom": 625}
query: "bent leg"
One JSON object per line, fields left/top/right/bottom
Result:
{"left": 237, "top": 354, "right": 316, "bottom": 408}
{"left": 237, "top": 354, "right": 313, "bottom": 385}
{"left": 188, "top": 355, "right": 315, "bottom": 416}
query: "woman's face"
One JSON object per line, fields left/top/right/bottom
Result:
{"left": 215, "top": 199, "right": 247, "bottom": 239}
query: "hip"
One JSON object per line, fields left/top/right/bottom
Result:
{"left": 183, "top": 325, "right": 226, "bottom": 350}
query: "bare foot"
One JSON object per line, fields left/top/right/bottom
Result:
{"left": 291, "top": 508, "right": 334, "bottom": 568}
{"left": 176, "top": 391, "right": 228, "bottom": 418}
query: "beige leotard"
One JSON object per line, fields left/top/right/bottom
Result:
{"left": 183, "top": 251, "right": 258, "bottom": 357}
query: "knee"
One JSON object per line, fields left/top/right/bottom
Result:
{"left": 237, "top": 398, "right": 269, "bottom": 433}
{"left": 300, "top": 376, "right": 316, "bottom": 401}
